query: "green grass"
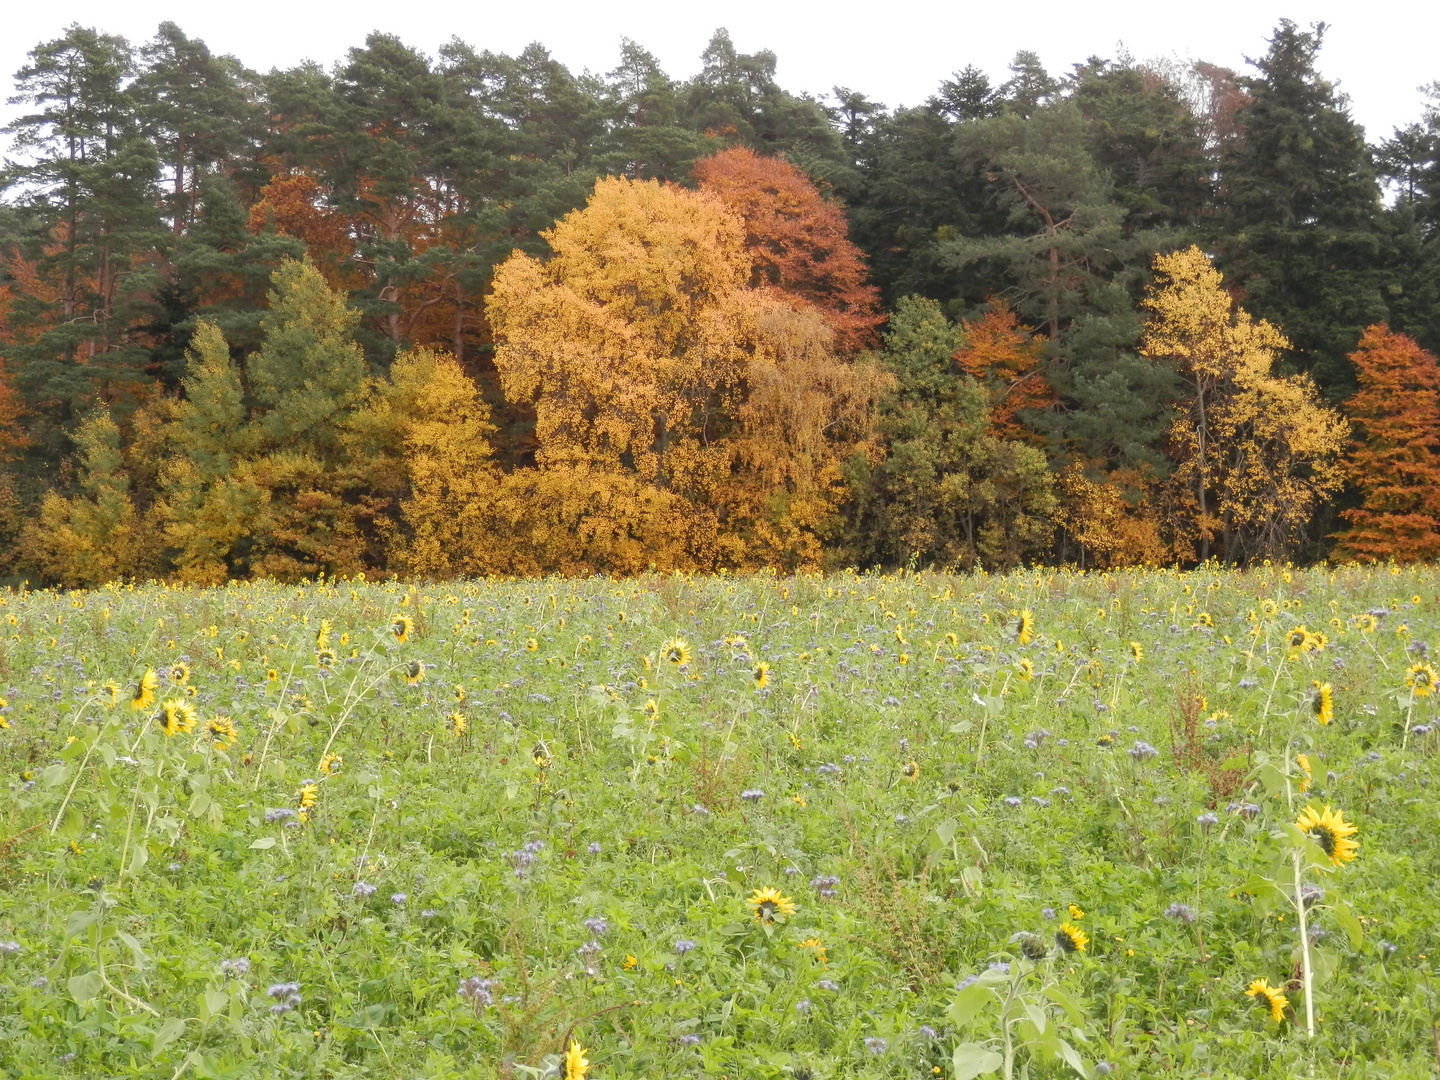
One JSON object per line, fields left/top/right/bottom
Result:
{"left": 1, "top": 566, "right": 1438, "bottom": 1079}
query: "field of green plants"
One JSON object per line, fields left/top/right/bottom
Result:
{"left": 1, "top": 566, "right": 1437, "bottom": 1079}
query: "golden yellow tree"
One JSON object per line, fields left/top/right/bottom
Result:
{"left": 1140, "top": 247, "right": 1347, "bottom": 562}
{"left": 349, "top": 346, "right": 501, "bottom": 578}
{"left": 487, "top": 175, "right": 884, "bottom": 573}
{"left": 21, "top": 410, "right": 160, "bottom": 586}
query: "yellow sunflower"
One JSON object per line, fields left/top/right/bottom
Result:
{"left": 753, "top": 662, "right": 771, "bottom": 690}
{"left": 447, "top": 711, "right": 467, "bottom": 737}
{"left": 1056, "top": 922, "right": 1089, "bottom": 953}
{"left": 1016, "top": 657, "right": 1034, "bottom": 680}
{"left": 316, "top": 619, "right": 332, "bottom": 651}
{"left": 661, "top": 637, "right": 691, "bottom": 666}
{"left": 1296, "top": 753, "right": 1312, "bottom": 793}
{"left": 159, "top": 698, "right": 197, "bottom": 736}
{"left": 747, "top": 886, "right": 797, "bottom": 924}
{"left": 1286, "top": 626, "right": 1316, "bottom": 654}
{"left": 1294, "top": 805, "right": 1359, "bottom": 867}
{"left": 403, "top": 660, "right": 425, "bottom": 685}
{"left": 1406, "top": 662, "right": 1437, "bottom": 697}
{"left": 901, "top": 761, "right": 921, "bottom": 782}
{"left": 795, "top": 937, "right": 828, "bottom": 967}
{"left": 1354, "top": 613, "right": 1377, "bottom": 633}
{"left": 562, "top": 1040, "right": 589, "bottom": 1080}
{"left": 391, "top": 615, "right": 414, "bottom": 644}
{"left": 131, "top": 667, "right": 159, "bottom": 712}
{"left": 299, "top": 783, "right": 319, "bottom": 811}
{"left": 1129, "top": 641, "right": 1143, "bottom": 662}
{"left": 203, "top": 715, "right": 237, "bottom": 747}
{"left": 1245, "top": 977, "right": 1289, "bottom": 1023}
{"left": 1310, "top": 681, "right": 1333, "bottom": 725}
{"left": 168, "top": 662, "right": 190, "bottom": 685}
{"left": 1014, "top": 609, "right": 1035, "bottom": 646}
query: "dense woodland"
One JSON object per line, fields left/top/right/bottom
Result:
{"left": 2, "top": 19, "right": 1440, "bottom": 584}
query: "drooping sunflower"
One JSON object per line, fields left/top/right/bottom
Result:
{"left": 1354, "top": 613, "right": 1377, "bottom": 633}
{"left": 159, "top": 698, "right": 197, "bottom": 736}
{"left": 1310, "top": 681, "right": 1333, "bottom": 725}
{"left": 1296, "top": 753, "right": 1313, "bottom": 792}
{"left": 203, "top": 715, "right": 237, "bottom": 747}
{"left": 901, "top": 761, "right": 921, "bottom": 782}
{"left": 1014, "top": 609, "right": 1035, "bottom": 646}
{"left": 1016, "top": 657, "right": 1034, "bottom": 680}
{"left": 447, "top": 711, "right": 467, "bottom": 737}
{"left": 168, "top": 662, "right": 191, "bottom": 685}
{"left": 453, "top": 684, "right": 466, "bottom": 704}
{"left": 1245, "top": 977, "right": 1289, "bottom": 1023}
{"left": 661, "top": 637, "right": 691, "bottom": 666}
{"left": 317, "top": 752, "right": 342, "bottom": 776}
{"left": 747, "top": 886, "right": 797, "bottom": 925}
{"left": 1406, "top": 662, "right": 1437, "bottom": 697}
{"left": 1067, "top": 903, "right": 1085, "bottom": 921}
{"left": 102, "top": 681, "right": 120, "bottom": 706}
{"left": 315, "top": 619, "right": 332, "bottom": 651}
{"left": 403, "top": 660, "right": 425, "bottom": 685}
{"left": 391, "top": 615, "right": 414, "bottom": 644}
{"left": 1294, "top": 805, "right": 1359, "bottom": 867}
{"left": 753, "top": 662, "right": 771, "bottom": 690}
{"left": 1055, "top": 922, "right": 1089, "bottom": 953}
{"left": 316, "top": 648, "right": 337, "bottom": 670}
{"left": 1129, "top": 641, "right": 1143, "bottom": 662}
{"left": 299, "top": 783, "right": 319, "bottom": 811}
{"left": 131, "top": 668, "right": 159, "bottom": 712}
{"left": 562, "top": 1040, "right": 589, "bottom": 1080}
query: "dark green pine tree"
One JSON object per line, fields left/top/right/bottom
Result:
{"left": 2, "top": 25, "right": 164, "bottom": 422}
{"left": 1213, "top": 20, "right": 1388, "bottom": 393}
{"left": 1375, "top": 87, "right": 1440, "bottom": 358}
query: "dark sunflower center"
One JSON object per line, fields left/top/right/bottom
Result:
{"left": 1308, "top": 825, "right": 1336, "bottom": 855}
{"left": 758, "top": 901, "right": 777, "bottom": 919}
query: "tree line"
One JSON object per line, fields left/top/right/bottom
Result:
{"left": 2, "top": 19, "right": 1439, "bottom": 583}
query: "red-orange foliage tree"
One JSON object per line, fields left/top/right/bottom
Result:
{"left": 952, "top": 300, "right": 1052, "bottom": 443}
{"left": 1331, "top": 325, "right": 1440, "bottom": 563}
{"left": 247, "top": 175, "right": 354, "bottom": 287}
{"left": 693, "top": 146, "right": 883, "bottom": 351}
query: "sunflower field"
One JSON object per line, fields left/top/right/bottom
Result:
{"left": 0, "top": 565, "right": 1437, "bottom": 1079}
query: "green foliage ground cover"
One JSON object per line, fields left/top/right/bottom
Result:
{"left": 0, "top": 567, "right": 1437, "bottom": 1079}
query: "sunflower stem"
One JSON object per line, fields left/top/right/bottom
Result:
{"left": 1293, "top": 849, "right": 1316, "bottom": 1038}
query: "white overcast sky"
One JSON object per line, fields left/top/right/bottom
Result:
{"left": 2, "top": 0, "right": 1436, "bottom": 144}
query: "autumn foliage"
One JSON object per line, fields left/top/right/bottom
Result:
{"left": 952, "top": 300, "right": 1051, "bottom": 443}
{"left": 1331, "top": 326, "right": 1440, "bottom": 563}
{"left": 693, "top": 147, "right": 883, "bottom": 352}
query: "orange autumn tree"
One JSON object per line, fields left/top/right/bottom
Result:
{"left": 1331, "top": 325, "right": 1440, "bottom": 562}
{"left": 247, "top": 174, "right": 354, "bottom": 287}
{"left": 693, "top": 146, "right": 883, "bottom": 352}
{"left": 952, "top": 300, "right": 1051, "bottom": 443}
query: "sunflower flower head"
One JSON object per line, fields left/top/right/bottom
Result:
{"left": 753, "top": 662, "right": 771, "bottom": 690}
{"left": 1311, "top": 681, "right": 1333, "bottom": 725}
{"left": 1014, "top": 609, "right": 1035, "bottom": 646}
{"left": 562, "top": 1040, "right": 589, "bottom": 1080}
{"left": 1407, "top": 662, "right": 1437, "bottom": 697}
{"left": 901, "top": 761, "right": 920, "bottom": 782}
{"left": 159, "top": 697, "right": 197, "bottom": 736}
{"left": 1129, "top": 641, "right": 1143, "bottom": 662}
{"left": 1296, "top": 753, "right": 1312, "bottom": 792}
{"left": 447, "top": 711, "right": 467, "bottom": 737}
{"left": 391, "top": 615, "right": 414, "bottom": 644}
{"left": 796, "top": 937, "right": 827, "bottom": 967}
{"left": 661, "top": 637, "right": 691, "bottom": 666}
{"left": 1246, "top": 977, "right": 1289, "bottom": 1023}
{"left": 316, "top": 619, "right": 332, "bottom": 651}
{"left": 1294, "top": 804, "right": 1359, "bottom": 867}
{"left": 747, "top": 886, "right": 797, "bottom": 925}
{"left": 168, "top": 662, "right": 190, "bottom": 685}
{"left": 131, "top": 668, "right": 159, "bottom": 711}
{"left": 298, "top": 783, "right": 319, "bottom": 811}
{"left": 1056, "top": 922, "right": 1088, "bottom": 953}
{"left": 403, "top": 660, "right": 425, "bottom": 685}
{"left": 204, "top": 715, "right": 237, "bottom": 747}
